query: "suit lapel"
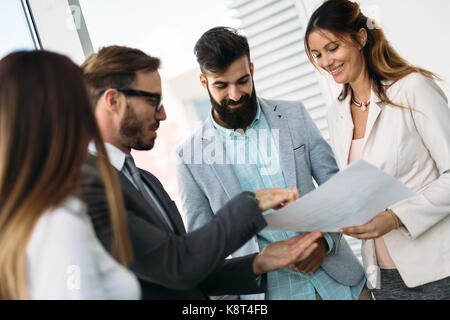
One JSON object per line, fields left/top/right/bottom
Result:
{"left": 202, "top": 118, "right": 242, "bottom": 200}
{"left": 140, "top": 172, "right": 186, "bottom": 234}
{"left": 259, "top": 98, "right": 297, "bottom": 188}
{"left": 117, "top": 170, "right": 175, "bottom": 233}
{"left": 362, "top": 89, "right": 384, "bottom": 151}
{"left": 336, "top": 94, "right": 355, "bottom": 168}
{"left": 335, "top": 89, "right": 384, "bottom": 167}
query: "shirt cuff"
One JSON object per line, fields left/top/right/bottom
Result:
{"left": 323, "top": 233, "right": 334, "bottom": 255}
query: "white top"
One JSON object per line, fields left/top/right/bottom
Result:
{"left": 347, "top": 138, "right": 364, "bottom": 165}
{"left": 26, "top": 196, "right": 141, "bottom": 299}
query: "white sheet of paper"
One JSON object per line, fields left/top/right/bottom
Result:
{"left": 263, "top": 160, "right": 415, "bottom": 232}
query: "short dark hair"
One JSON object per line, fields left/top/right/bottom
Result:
{"left": 194, "top": 26, "right": 250, "bottom": 74}
{"left": 81, "top": 45, "right": 161, "bottom": 107}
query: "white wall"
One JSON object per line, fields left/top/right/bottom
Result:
{"left": 302, "top": 0, "right": 450, "bottom": 99}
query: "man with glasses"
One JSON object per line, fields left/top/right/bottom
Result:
{"left": 80, "top": 45, "right": 323, "bottom": 299}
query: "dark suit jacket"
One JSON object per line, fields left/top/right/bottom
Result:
{"left": 81, "top": 157, "right": 267, "bottom": 299}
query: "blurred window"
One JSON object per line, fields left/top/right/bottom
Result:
{"left": 0, "top": 0, "right": 35, "bottom": 58}
{"left": 78, "top": 0, "right": 236, "bottom": 209}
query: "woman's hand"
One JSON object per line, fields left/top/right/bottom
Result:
{"left": 339, "top": 210, "right": 402, "bottom": 240}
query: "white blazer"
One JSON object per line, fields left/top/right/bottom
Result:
{"left": 327, "top": 73, "right": 450, "bottom": 288}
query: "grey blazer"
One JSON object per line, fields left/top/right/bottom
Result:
{"left": 176, "top": 97, "right": 364, "bottom": 299}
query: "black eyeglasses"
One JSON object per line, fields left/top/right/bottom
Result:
{"left": 99, "top": 88, "right": 163, "bottom": 111}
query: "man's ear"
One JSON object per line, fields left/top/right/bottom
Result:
{"left": 250, "top": 62, "right": 254, "bottom": 76}
{"left": 103, "top": 88, "right": 121, "bottom": 114}
{"left": 200, "top": 73, "right": 208, "bottom": 89}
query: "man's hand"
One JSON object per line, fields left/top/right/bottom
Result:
{"left": 252, "top": 231, "right": 322, "bottom": 275}
{"left": 252, "top": 188, "right": 299, "bottom": 212}
{"left": 289, "top": 236, "right": 327, "bottom": 274}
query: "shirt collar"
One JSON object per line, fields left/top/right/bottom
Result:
{"left": 88, "top": 141, "right": 128, "bottom": 171}
{"left": 210, "top": 98, "right": 262, "bottom": 137}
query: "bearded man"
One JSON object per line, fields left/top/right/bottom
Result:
{"left": 176, "top": 27, "right": 369, "bottom": 300}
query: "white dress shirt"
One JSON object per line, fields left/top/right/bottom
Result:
{"left": 89, "top": 142, "right": 174, "bottom": 231}
{"left": 27, "top": 196, "right": 141, "bottom": 299}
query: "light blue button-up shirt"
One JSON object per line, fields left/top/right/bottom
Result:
{"left": 211, "top": 102, "right": 365, "bottom": 300}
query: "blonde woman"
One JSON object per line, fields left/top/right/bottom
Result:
{"left": 0, "top": 51, "right": 139, "bottom": 299}
{"left": 305, "top": 0, "right": 450, "bottom": 299}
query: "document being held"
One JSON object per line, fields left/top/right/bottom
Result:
{"left": 264, "top": 160, "right": 415, "bottom": 232}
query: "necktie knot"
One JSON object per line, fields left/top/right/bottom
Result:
{"left": 122, "top": 154, "right": 175, "bottom": 232}
{"left": 124, "top": 154, "right": 145, "bottom": 193}
{"left": 124, "top": 154, "right": 137, "bottom": 171}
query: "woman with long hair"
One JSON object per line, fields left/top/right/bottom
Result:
{"left": 0, "top": 50, "right": 139, "bottom": 299}
{"left": 305, "top": 0, "right": 450, "bottom": 299}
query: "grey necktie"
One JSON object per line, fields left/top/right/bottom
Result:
{"left": 123, "top": 154, "right": 174, "bottom": 232}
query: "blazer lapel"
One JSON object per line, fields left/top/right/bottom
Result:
{"left": 259, "top": 98, "right": 297, "bottom": 189}
{"left": 202, "top": 119, "right": 242, "bottom": 200}
{"left": 338, "top": 94, "right": 355, "bottom": 168}
{"left": 362, "top": 89, "right": 384, "bottom": 150}
{"left": 117, "top": 170, "right": 174, "bottom": 233}
{"left": 140, "top": 172, "right": 186, "bottom": 234}
{"left": 334, "top": 88, "right": 384, "bottom": 168}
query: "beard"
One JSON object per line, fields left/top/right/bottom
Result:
{"left": 119, "top": 103, "right": 157, "bottom": 151}
{"left": 207, "top": 84, "right": 258, "bottom": 130}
